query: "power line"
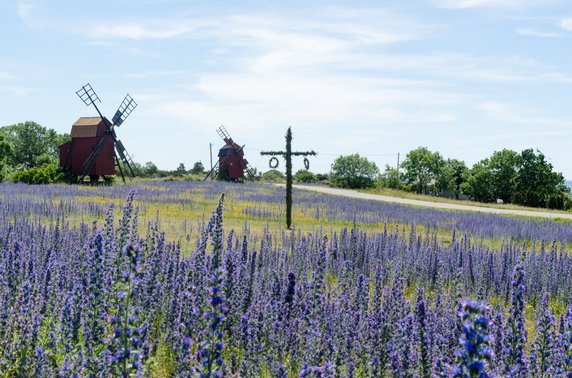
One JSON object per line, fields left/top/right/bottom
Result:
{"left": 244, "top": 147, "right": 399, "bottom": 158}
{"left": 317, "top": 153, "right": 399, "bottom": 157}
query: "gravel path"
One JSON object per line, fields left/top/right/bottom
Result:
{"left": 292, "top": 184, "right": 572, "bottom": 220}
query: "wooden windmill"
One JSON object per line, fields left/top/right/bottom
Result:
{"left": 204, "top": 126, "right": 255, "bottom": 182}
{"left": 59, "top": 83, "right": 138, "bottom": 183}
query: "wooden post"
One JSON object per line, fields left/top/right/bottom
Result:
{"left": 261, "top": 127, "right": 316, "bottom": 229}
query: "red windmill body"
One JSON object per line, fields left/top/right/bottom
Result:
{"left": 205, "top": 126, "right": 255, "bottom": 182}
{"left": 59, "top": 117, "right": 116, "bottom": 179}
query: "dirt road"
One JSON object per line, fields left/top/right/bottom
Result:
{"left": 293, "top": 184, "right": 572, "bottom": 220}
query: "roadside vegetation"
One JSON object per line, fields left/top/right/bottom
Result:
{"left": 329, "top": 147, "right": 571, "bottom": 211}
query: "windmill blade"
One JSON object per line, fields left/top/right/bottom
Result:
{"left": 114, "top": 139, "right": 137, "bottom": 178}
{"left": 76, "top": 83, "right": 100, "bottom": 106}
{"left": 218, "top": 125, "right": 244, "bottom": 157}
{"left": 112, "top": 94, "right": 137, "bottom": 127}
{"left": 76, "top": 83, "right": 105, "bottom": 120}
{"left": 115, "top": 139, "right": 127, "bottom": 161}
{"left": 217, "top": 125, "right": 232, "bottom": 144}
{"left": 108, "top": 134, "right": 128, "bottom": 183}
{"left": 245, "top": 162, "right": 256, "bottom": 181}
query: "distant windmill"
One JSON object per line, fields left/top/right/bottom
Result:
{"left": 59, "top": 83, "right": 138, "bottom": 183}
{"left": 204, "top": 126, "right": 255, "bottom": 182}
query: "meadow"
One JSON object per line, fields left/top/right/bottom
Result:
{"left": 0, "top": 180, "right": 571, "bottom": 377}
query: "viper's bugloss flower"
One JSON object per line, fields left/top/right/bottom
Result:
{"left": 452, "top": 299, "right": 493, "bottom": 378}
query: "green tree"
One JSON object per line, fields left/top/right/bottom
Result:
{"left": 435, "top": 161, "right": 454, "bottom": 194}
{"left": 489, "top": 149, "right": 520, "bottom": 203}
{"left": 461, "top": 149, "right": 570, "bottom": 209}
{"left": 0, "top": 133, "right": 13, "bottom": 182}
{"left": 294, "top": 169, "right": 317, "bottom": 183}
{"left": 400, "top": 147, "right": 445, "bottom": 194}
{"left": 175, "top": 163, "right": 186, "bottom": 176}
{"left": 330, "top": 154, "right": 379, "bottom": 189}
{"left": 1, "top": 121, "right": 69, "bottom": 169}
{"left": 461, "top": 149, "right": 519, "bottom": 204}
{"left": 190, "top": 161, "right": 205, "bottom": 174}
{"left": 378, "top": 165, "right": 402, "bottom": 190}
{"left": 438, "top": 159, "right": 468, "bottom": 199}
{"left": 461, "top": 160, "right": 495, "bottom": 203}
{"left": 142, "top": 162, "right": 159, "bottom": 177}
{"left": 514, "top": 149, "right": 569, "bottom": 208}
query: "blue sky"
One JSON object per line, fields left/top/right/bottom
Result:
{"left": 1, "top": 0, "right": 571, "bottom": 178}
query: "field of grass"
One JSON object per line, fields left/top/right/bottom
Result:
{"left": 0, "top": 180, "right": 571, "bottom": 376}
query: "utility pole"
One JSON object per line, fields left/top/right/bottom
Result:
{"left": 261, "top": 127, "right": 316, "bottom": 229}
{"left": 209, "top": 143, "right": 213, "bottom": 174}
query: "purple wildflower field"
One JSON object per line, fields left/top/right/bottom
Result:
{"left": 0, "top": 181, "right": 571, "bottom": 377}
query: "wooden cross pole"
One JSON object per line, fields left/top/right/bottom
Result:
{"left": 261, "top": 127, "right": 316, "bottom": 229}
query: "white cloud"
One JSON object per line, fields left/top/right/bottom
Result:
{"left": 495, "top": 130, "right": 572, "bottom": 139}
{"left": 144, "top": 71, "right": 460, "bottom": 141}
{"left": 124, "top": 70, "right": 192, "bottom": 80}
{"left": 326, "top": 52, "right": 572, "bottom": 84}
{"left": 436, "top": 0, "right": 523, "bottom": 9}
{"left": 206, "top": 13, "right": 429, "bottom": 77}
{"left": 0, "top": 72, "right": 10, "bottom": 81}
{"left": 425, "top": 113, "right": 458, "bottom": 122}
{"left": 177, "top": 13, "right": 439, "bottom": 87}
{"left": 122, "top": 48, "right": 162, "bottom": 58}
{"left": 86, "top": 8, "right": 430, "bottom": 46}
{"left": 88, "top": 22, "right": 198, "bottom": 40}
{"left": 479, "top": 100, "right": 564, "bottom": 125}
{"left": 16, "top": 1, "right": 35, "bottom": 22}
{"left": 517, "top": 28, "right": 560, "bottom": 38}
{"left": 561, "top": 17, "right": 572, "bottom": 32}
{"left": 0, "top": 85, "right": 37, "bottom": 97}
{"left": 80, "top": 6, "right": 572, "bottom": 168}
{"left": 134, "top": 10, "right": 570, "bottom": 143}
{"left": 15, "top": 0, "right": 51, "bottom": 28}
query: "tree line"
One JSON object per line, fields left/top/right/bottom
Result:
{"left": 330, "top": 147, "right": 571, "bottom": 210}
{"left": 1, "top": 122, "right": 569, "bottom": 210}
{"left": 0, "top": 122, "right": 214, "bottom": 184}
{"left": 0, "top": 121, "right": 69, "bottom": 183}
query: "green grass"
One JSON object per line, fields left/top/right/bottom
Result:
{"left": 28, "top": 180, "right": 569, "bottom": 255}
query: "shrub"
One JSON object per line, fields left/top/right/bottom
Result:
{"left": 294, "top": 169, "right": 317, "bottom": 183}
{"left": 330, "top": 154, "right": 379, "bottom": 189}
{"left": 261, "top": 169, "right": 285, "bottom": 182}
{"left": 10, "top": 163, "right": 63, "bottom": 184}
